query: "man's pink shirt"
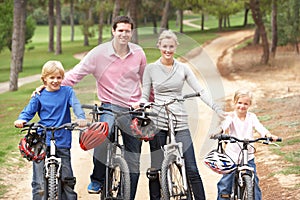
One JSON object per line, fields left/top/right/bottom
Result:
{"left": 62, "top": 40, "right": 147, "bottom": 107}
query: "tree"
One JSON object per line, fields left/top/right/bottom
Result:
{"left": 160, "top": 0, "right": 170, "bottom": 33}
{"left": 112, "top": 0, "right": 121, "bottom": 21}
{"left": 70, "top": 0, "right": 75, "bottom": 41}
{"left": 250, "top": 0, "right": 269, "bottom": 64}
{"left": 55, "top": 0, "right": 62, "bottom": 54}
{"left": 128, "top": 0, "right": 139, "bottom": 43}
{"left": 10, "top": 0, "right": 27, "bottom": 91}
{"left": 48, "top": 0, "right": 54, "bottom": 52}
{"left": 270, "top": 0, "right": 278, "bottom": 58}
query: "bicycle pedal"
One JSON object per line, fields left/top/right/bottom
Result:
{"left": 64, "top": 177, "right": 76, "bottom": 187}
{"left": 146, "top": 167, "right": 159, "bottom": 180}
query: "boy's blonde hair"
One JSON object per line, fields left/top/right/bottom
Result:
{"left": 41, "top": 60, "right": 65, "bottom": 84}
{"left": 157, "top": 30, "right": 179, "bottom": 47}
{"left": 233, "top": 89, "right": 253, "bottom": 105}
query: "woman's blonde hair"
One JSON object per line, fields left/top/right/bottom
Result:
{"left": 233, "top": 89, "right": 253, "bottom": 105}
{"left": 157, "top": 30, "right": 179, "bottom": 47}
{"left": 41, "top": 60, "right": 65, "bottom": 84}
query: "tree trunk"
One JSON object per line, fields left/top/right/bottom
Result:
{"left": 10, "top": 0, "right": 27, "bottom": 91}
{"left": 178, "top": 9, "right": 183, "bottom": 33}
{"left": 243, "top": 7, "right": 249, "bottom": 27}
{"left": 253, "top": 27, "right": 260, "bottom": 44}
{"left": 218, "top": 17, "right": 222, "bottom": 31}
{"left": 201, "top": 12, "right": 204, "bottom": 31}
{"left": 55, "top": 0, "right": 62, "bottom": 54}
{"left": 152, "top": 14, "right": 157, "bottom": 34}
{"left": 293, "top": 0, "right": 299, "bottom": 54}
{"left": 128, "top": 0, "right": 138, "bottom": 44}
{"left": 48, "top": 0, "right": 54, "bottom": 52}
{"left": 270, "top": 0, "right": 278, "bottom": 58}
{"left": 112, "top": 0, "right": 121, "bottom": 21}
{"left": 70, "top": 0, "right": 75, "bottom": 42}
{"left": 98, "top": 1, "right": 104, "bottom": 44}
{"left": 18, "top": 0, "right": 26, "bottom": 72}
{"left": 250, "top": 0, "right": 269, "bottom": 64}
{"left": 160, "top": 0, "right": 170, "bottom": 33}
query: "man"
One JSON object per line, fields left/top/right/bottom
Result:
{"left": 61, "top": 16, "right": 146, "bottom": 200}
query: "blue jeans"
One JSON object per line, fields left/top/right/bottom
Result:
{"left": 149, "top": 129, "right": 206, "bottom": 200}
{"left": 217, "top": 158, "right": 262, "bottom": 200}
{"left": 32, "top": 148, "right": 77, "bottom": 200}
{"left": 91, "top": 103, "right": 142, "bottom": 200}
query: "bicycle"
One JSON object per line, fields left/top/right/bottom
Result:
{"left": 143, "top": 92, "right": 201, "bottom": 200}
{"left": 19, "top": 122, "right": 83, "bottom": 200}
{"left": 209, "top": 134, "right": 282, "bottom": 200}
{"left": 82, "top": 104, "right": 157, "bottom": 200}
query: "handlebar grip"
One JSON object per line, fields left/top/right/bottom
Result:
{"left": 183, "top": 92, "right": 200, "bottom": 99}
{"left": 81, "top": 104, "right": 95, "bottom": 109}
{"left": 276, "top": 137, "right": 282, "bottom": 142}
{"left": 145, "top": 112, "right": 158, "bottom": 117}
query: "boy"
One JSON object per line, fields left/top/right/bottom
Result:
{"left": 15, "top": 60, "right": 86, "bottom": 200}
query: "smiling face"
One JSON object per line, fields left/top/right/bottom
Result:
{"left": 234, "top": 95, "right": 252, "bottom": 117}
{"left": 158, "top": 38, "right": 177, "bottom": 62}
{"left": 41, "top": 60, "right": 65, "bottom": 92}
{"left": 43, "top": 70, "right": 63, "bottom": 92}
{"left": 112, "top": 22, "right": 133, "bottom": 46}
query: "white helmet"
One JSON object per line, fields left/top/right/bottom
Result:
{"left": 204, "top": 145, "right": 236, "bottom": 174}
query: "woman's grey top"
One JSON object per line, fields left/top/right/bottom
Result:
{"left": 141, "top": 58, "right": 223, "bottom": 131}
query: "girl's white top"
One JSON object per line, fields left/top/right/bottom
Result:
{"left": 221, "top": 111, "right": 269, "bottom": 163}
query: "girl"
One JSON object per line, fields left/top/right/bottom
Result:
{"left": 217, "top": 89, "right": 278, "bottom": 200}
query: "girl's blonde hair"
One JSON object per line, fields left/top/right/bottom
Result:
{"left": 157, "top": 30, "right": 179, "bottom": 47}
{"left": 233, "top": 89, "right": 253, "bottom": 105}
{"left": 41, "top": 60, "right": 65, "bottom": 84}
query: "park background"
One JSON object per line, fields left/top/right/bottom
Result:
{"left": 0, "top": 0, "right": 299, "bottom": 199}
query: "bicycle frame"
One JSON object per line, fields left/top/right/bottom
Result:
{"left": 21, "top": 123, "right": 79, "bottom": 200}
{"left": 163, "top": 103, "right": 189, "bottom": 194}
{"left": 82, "top": 104, "right": 131, "bottom": 200}
{"left": 148, "top": 92, "right": 200, "bottom": 199}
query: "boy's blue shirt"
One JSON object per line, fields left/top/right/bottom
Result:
{"left": 18, "top": 86, "right": 85, "bottom": 148}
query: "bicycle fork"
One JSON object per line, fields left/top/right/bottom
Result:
{"left": 45, "top": 139, "right": 61, "bottom": 179}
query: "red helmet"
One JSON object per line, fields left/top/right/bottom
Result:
{"left": 130, "top": 117, "right": 157, "bottom": 141}
{"left": 19, "top": 132, "right": 46, "bottom": 162}
{"left": 79, "top": 122, "right": 109, "bottom": 151}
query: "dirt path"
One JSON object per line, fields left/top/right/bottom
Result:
{"left": 0, "top": 29, "right": 255, "bottom": 200}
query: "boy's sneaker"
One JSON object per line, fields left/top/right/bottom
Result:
{"left": 87, "top": 182, "right": 101, "bottom": 194}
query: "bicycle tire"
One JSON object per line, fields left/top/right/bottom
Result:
{"left": 233, "top": 174, "right": 254, "bottom": 200}
{"left": 161, "top": 153, "right": 192, "bottom": 200}
{"left": 101, "top": 157, "right": 130, "bottom": 200}
{"left": 48, "top": 163, "right": 59, "bottom": 200}
{"left": 241, "top": 174, "right": 254, "bottom": 200}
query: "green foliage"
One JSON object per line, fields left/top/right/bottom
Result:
{"left": 0, "top": 0, "right": 36, "bottom": 52}
{"left": 265, "top": 0, "right": 300, "bottom": 46}
{"left": 0, "top": 0, "right": 13, "bottom": 52}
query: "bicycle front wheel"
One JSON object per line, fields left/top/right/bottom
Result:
{"left": 241, "top": 174, "right": 254, "bottom": 200}
{"left": 161, "top": 153, "right": 192, "bottom": 200}
{"left": 46, "top": 163, "right": 61, "bottom": 200}
{"left": 233, "top": 174, "right": 254, "bottom": 200}
{"left": 102, "top": 157, "right": 130, "bottom": 200}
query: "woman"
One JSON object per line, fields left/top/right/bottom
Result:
{"left": 134, "top": 30, "right": 225, "bottom": 200}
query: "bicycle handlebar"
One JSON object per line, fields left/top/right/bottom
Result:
{"left": 213, "top": 134, "right": 282, "bottom": 143}
{"left": 22, "top": 122, "right": 80, "bottom": 132}
{"left": 81, "top": 104, "right": 158, "bottom": 119}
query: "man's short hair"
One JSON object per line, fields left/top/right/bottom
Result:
{"left": 112, "top": 16, "right": 134, "bottom": 30}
